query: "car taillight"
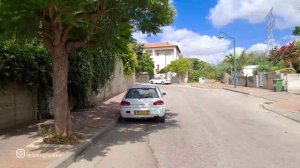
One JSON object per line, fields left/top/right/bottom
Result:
{"left": 153, "top": 100, "right": 164, "bottom": 105}
{"left": 121, "top": 101, "right": 131, "bottom": 106}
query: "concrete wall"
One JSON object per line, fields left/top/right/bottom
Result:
{"left": 238, "top": 76, "right": 246, "bottom": 86}
{"left": 0, "top": 84, "right": 37, "bottom": 129}
{"left": 171, "top": 72, "right": 188, "bottom": 83}
{"left": 285, "top": 74, "right": 300, "bottom": 94}
{"left": 255, "top": 72, "right": 281, "bottom": 90}
{"left": 235, "top": 72, "right": 300, "bottom": 93}
{"left": 247, "top": 75, "right": 259, "bottom": 88}
{"left": 136, "top": 74, "right": 150, "bottom": 83}
{"left": 88, "top": 60, "right": 135, "bottom": 105}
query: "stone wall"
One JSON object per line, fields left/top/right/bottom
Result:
{"left": 136, "top": 74, "right": 150, "bottom": 83}
{"left": 0, "top": 60, "right": 135, "bottom": 129}
{"left": 88, "top": 60, "right": 135, "bottom": 105}
{"left": 0, "top": 84, "right": 37, "bottom": 129}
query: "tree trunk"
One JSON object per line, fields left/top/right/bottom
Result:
{"left": 288, "top": 58, "right": 293, "bottom": 68}
{"left": 52, "top": 46, "right": 73, "bottom": 137}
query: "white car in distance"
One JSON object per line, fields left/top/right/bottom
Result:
{"left": 149, "top": 77, "right": 171, "bottom": 85}
{"left": 120, "top": 85, "right": 166, "bottom": 122}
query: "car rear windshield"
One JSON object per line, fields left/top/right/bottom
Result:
{"left": 125, "top": 88, "right": 159, "bottom": 99}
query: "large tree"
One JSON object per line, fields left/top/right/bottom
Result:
{"left": 134, "top": 43, "right": 154, "bottom": 77}
{"left": 0, "top": 0, "right": 174, "bottom": 137}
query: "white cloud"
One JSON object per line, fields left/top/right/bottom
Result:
{"left": 133, "top": 27, "right": 276, "bottom": 64}
{"left": 282, "top": 35, "right": 300, "bottom": 42}
{"left": 248, "top": 43, "right": 268, "bottom": 52}
{"left": 208, "top": 0, "right": 300, "bottom": 29}
{"left": 159, "top": 26, "right": 231, "bottom": 64}
{"left": 132, "top": 31, "right": 148, "bottom": 43}
{"left": 226, "top": 47, "right": 245, "bottom": 56}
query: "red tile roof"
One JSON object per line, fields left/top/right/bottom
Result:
{"left": 143, "top": 42, "right": 181, "bottom": 53}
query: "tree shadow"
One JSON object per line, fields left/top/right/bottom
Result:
{"left": 21, "top": 101, "right": 121, "bottom": 155}
{"left": 0, "top": 120, "right": 50, "bottom": 140}
{"left": 73, "top": 108, "right": 180, "bottom": 163}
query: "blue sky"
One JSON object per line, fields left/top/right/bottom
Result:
{"left": 133, "top": 0, "right": 300, "bottom": 64}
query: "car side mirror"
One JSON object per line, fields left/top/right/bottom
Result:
{"left": 162, "top": 92, "right": 166, "bottom": 96}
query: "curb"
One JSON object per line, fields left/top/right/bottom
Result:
{"left": 47, "top": 116, "right": 119, "bottom": 168}
{"left": 222, "top": 88, "right": 250, "bottom": 95}
{"left": 261, "top": 104, "right": 300, "bottom": 123}
{"left": 222, "top": 88, "right": 279, "bottom": 102}
{"left": 189, "top": 85, "right": 223, "bottom": 90}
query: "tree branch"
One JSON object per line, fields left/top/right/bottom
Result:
{"left": 61, "top": 24, "right": 73, "bottom": 43}
{"left": 42, "top": 37, "right": 54, "bottom": 56}
{"left": 66, "top": 41, "right": 90, "bottom": 53}
{"left": 75, "top": 6, "right": 118, "bottom": 21}
{"left": 39, "top": 28, "right": 52, "bottom": 40}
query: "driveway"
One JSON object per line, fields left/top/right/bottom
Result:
{"left": 68, "top": 85, "right": 300, "bottom": 168}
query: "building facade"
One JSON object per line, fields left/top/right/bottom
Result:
{"left": 143, "top": 42, "right": 182, "bottom": 73}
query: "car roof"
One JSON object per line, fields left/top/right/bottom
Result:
{"left": 130, "top": 84, "right": 157, "bottom": 89}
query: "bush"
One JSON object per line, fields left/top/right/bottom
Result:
{"left": 278, "top": 67, "right": 296, "bottom": 74}
{"left": 0, "top": 40, "right": 52, "bottom": 88}
{"left": 69, "top": 48, "right": 117, "bottom": 109}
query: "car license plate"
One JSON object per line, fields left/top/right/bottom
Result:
{"left": 135, "top": 110, "right": 150, "bottom": 115}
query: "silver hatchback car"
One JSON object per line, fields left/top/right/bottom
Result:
{"left": 120, "top": 85, "right": 166, "bottom": 122}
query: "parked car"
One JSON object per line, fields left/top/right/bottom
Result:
{"left": 120, "top": 85, "right": 166, "bottom": 122}
{"left": 149, "top": 77, "right": 171, "bottom": 85}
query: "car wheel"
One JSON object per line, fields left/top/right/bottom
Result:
{"left": 161, "top": 81, "right": 164, "bottom": 85}
{"left": 150, "top": 81, "right": 154, "bottom": 84}
{"left": 119, "top": 116, "right": 128, "bottom": 123}
{"left": 157, "top": 115, "right": 165, "bottom": 123}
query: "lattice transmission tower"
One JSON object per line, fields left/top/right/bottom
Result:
{"left": 266, "top": 8, "right": 275, "bottom": 54}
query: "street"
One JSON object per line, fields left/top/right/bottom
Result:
{"left": 68, "top": 85, "right": 300, "bottom": 168}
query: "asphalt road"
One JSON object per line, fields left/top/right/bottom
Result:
{"left": 68, "top": 85, "right": 300, "bottom": 168}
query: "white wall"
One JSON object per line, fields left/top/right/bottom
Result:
{"left": 145, "top": 46, "right": 181, "bottom": 73}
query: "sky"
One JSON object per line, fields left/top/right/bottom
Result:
{"left": 133, "top": 0, "right": 300, "bottom": 64}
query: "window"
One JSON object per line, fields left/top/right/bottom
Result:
{"left": 125, "top": 88, "right": 159, "bottom": 99}
{"left": 156, "top": 52, "right": 160, "bottom": 56}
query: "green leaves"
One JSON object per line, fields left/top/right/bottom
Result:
{"left": 0, "top": 40, "right": 52, "bottom": 88}
{"left": 121, "top": 44, "right": 138, "bottom": 76}
{"left": 293, "top": 26, "right": 300, "bottom": 36}
{"left": 166, "top": 58, "right": 189, "bottom": 73}
{"left": 134, "top": 43, "right": 154, "bottom": 75}
{"left": 187, "top": 58, "right": 217, "bottom": 81}
{"left": 68, "top": 48, "right": 117, "bottom": 108}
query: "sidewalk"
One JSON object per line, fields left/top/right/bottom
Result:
{"left": 0, "top": 92, "right": 124, "bottom": 168}
{"left": 190, "top": 82, "right": 300, "bottom": 122}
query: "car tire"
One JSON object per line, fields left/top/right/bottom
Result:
{"left": 161, "top": 81, "right": 164, "bottom": 85}
{"left": 150, "top": 81, "right": 154, "bottom": 84}
{"left": 119, "top": 116, "right": 128, "bottom": 123}
{"left": 157, "top": 115, "right": 165, "bottom": 123}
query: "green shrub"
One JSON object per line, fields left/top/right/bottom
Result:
{"left": 69, "top": 48, "right": 117, "bottom": 108}
{"left": 278, "top": 67, "right": 296, "bottom": 74}
{"left": 0, "top": 40, "right": 52, "bottom": 89}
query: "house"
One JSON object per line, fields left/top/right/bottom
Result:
{"left": 242, "top": 65, "right": 258, "bottom": 76}
{"left": 143, "top": 42, "right": 182, "bottom": 73}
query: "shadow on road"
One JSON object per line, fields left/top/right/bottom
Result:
{"left": 74, "top": 109, "right": 179, "bottom": 163}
